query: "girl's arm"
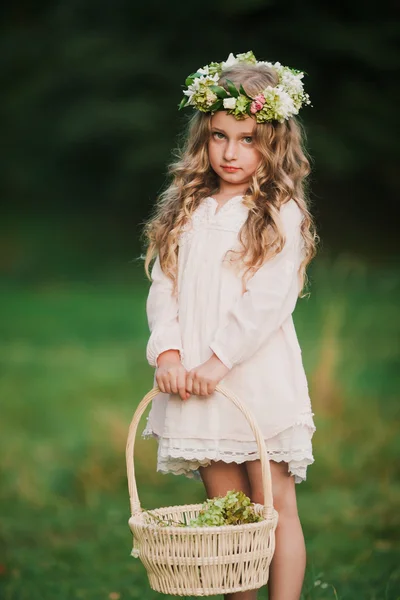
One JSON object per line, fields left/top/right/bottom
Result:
{"left": 146, "top": 254, "right": 183, "bottom": 368}
{"left": 209, "top": 201, "right": 304, "bottom": 370}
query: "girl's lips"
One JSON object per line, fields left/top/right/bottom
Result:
{"left": 222, "top": 166, "right": 240, "bottom": 172}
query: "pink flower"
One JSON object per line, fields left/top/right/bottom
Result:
{"left": 250, "top": 94, "right": 266, "bottom": 114}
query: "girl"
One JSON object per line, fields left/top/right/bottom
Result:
{"left": 141, "top": 51, "right": 318, "bottom": 600}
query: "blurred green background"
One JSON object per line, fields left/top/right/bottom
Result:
{"left": 1, "top": 2, "right": 399, "bottom": 599}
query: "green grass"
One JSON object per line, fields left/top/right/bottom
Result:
{"left": 0, "top": 254, "right": 399, "bottom": 599}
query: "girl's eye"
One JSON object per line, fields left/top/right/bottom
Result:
{"left": 243, "top": 136, "right": 253, "bottom": 144}
{"left": 212, "top": 131, "right": 225, "bottom": 139}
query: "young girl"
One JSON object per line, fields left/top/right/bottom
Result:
{"left": 141, "top": 51, "right": 318, "bottom": 600}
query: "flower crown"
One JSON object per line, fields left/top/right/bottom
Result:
{"left": 178, "top": 51, "right": 311, "bottom": 124}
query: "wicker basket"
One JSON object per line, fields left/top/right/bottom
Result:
{"left": 126, "top": 383, "right": 279, "bottom": 597}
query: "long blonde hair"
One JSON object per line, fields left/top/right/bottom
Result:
{"left": 141, "top": 62, "right": 319, "bottom": 297}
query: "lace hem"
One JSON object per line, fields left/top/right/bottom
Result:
{"left": 156, "top": 454, "right": 313, "bottom": 484}
{"left": 142, "top": 423, "right": 315, "bottom": 484}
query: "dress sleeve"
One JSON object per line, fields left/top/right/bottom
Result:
{"left": 209, "top": 201, "right": 304, "bottom": 370}
{"left": 145, "top": 254, "right": 183, "bottom": 368}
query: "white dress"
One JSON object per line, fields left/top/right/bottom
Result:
{"left": 142, "top": 195, "right": 316, "bottom": 483}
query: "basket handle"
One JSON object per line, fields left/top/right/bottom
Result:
{"left": 126, "top": 383, "right": 275, "bottom": 517}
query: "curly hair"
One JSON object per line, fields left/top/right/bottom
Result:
{"left": 141, "top": 62, "right": 319, "bottom": 297}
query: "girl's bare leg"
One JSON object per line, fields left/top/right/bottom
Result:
{"left": 246, "top": 460, "right": 306, "bottom": 600}
{"left": 199, "top": 459, "right": 306, "bottom": 600}
{"left": 198, "top": 461, "right": 258, "bottom": 600}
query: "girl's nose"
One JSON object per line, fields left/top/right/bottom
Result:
{"left": 224, "top": 141, "right": 238, "bottom": 161}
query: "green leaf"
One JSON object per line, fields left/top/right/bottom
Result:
{"left": 225, "top": 78, "right": 239, "bottom": 98}
{"left": 239, "top": 84, "right": 251, "bottom": 99}
{"left": 178, "top": 96, "right": 189, "bottom": 110}
{"left": 185, "top": 72, "right": 202, "bottom": 86}
{"left": 209, "top": 99, "right": 223, "bottom": 112}
{"left": 246, "top": 102, "right": 253, "bottom": 116}
{"left": 209, "top": 85, "right": 229, "bottom": 99}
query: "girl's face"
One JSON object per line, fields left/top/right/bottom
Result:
{"left": 208, "top": 111, "right": 262, "bottom": 190}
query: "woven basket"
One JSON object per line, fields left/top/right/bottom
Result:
{"left": 126, "top": 383, "right": 279, "bottom": 597}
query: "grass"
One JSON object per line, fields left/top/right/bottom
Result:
{"left": 0, "top": 253, "right": 399, "bottom": 599}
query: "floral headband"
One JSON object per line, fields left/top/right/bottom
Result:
{"left": 178, "top": 50, "right": 311, "bottom": 124}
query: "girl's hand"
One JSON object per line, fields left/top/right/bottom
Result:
{"left": 186, "top": 353, "right": 230, "bottom": 397}
{"left": 156, "top": 350, "right": 191, "bottom": 401}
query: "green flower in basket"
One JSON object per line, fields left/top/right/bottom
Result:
{"left": 142, "top": 489, "right": 263, "bottom": 528}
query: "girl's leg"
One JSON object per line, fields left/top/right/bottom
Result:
{"left": 198, "top": 461, "right": 258, "bottom": 600}
{"left": 246, "top": 460, "right": 306, "bottom": 600}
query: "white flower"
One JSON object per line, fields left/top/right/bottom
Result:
{"left": 221, "top": 52, "right": 238, "bottom": 70}
{"left": 183, "top": 87, "right": 195, "bottom": 104}
{"left": 280, "top": 68, "right": 304, "bottom": 96}
{"left": 275, "top": 87, "right": 296, "bottom": 119}
{"left": 197, "top": 66, "right": 210, "bottom": 76}
{"left": 262, "top": 85, "right": 296, "bottom": 121}
{"left": 258, "top": 60, "right": 283, "bottom": 75}
{"left": 257, "top": 60, "right": 272, "bottom": 68}
{"left": 183, "top": 73, "right": 219, "bottom": 105}
{"left": 223, "top": 97, "right": 237, "bottom": 109}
